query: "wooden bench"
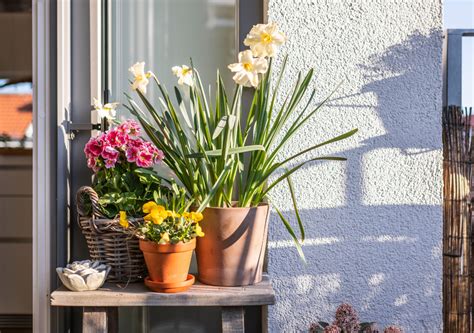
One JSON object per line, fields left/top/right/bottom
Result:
{"left": 51, "top": 274, "right": 275, "bottom": 333}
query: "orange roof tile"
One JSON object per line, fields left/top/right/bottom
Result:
{"left": 0, "top": 94, "right": 32, "bottom": 139}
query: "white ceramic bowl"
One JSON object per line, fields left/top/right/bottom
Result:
{"left": 56, "top": 260, "right": 111, "bottom": 292}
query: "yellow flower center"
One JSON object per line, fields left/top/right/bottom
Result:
{"left": 261, "top": 32, "right": 272, "bottom": 43}
{"left": 135, "top": 74, "right": 144, "bottom": 81}
{"left": 182, "top": 68, "right": 191, "bottom": 75}
{"left": 243, "top": 62, "right": 253, "bottom": 72}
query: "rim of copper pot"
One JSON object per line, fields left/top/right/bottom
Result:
{"left": 139, "top": 238, "right": 196, "bottom": 253}
{"left": 202, "top": 202, "right": 269, "bottom": 210}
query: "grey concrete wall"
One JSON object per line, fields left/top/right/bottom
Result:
{"left": 266, "top": 0, "right": 443, "bottom": 331}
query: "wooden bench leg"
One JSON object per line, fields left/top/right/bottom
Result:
{"left": 222, "top": 306, "right": 245, "bottom": 333}
{"left": 83, "top": 307, "right": 118, "bottom": 333}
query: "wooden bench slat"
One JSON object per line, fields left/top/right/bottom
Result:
{"left": 51, "top": 274, "right": 275, "bottom": 307}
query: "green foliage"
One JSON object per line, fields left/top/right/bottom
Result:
{"left": 92, "top": 162, "right": 169, "bottom": 218}
{"left": 126, "top": 57, "right": 358, "bottom": 259}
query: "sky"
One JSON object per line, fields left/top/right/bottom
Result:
{"left": 444, "top": 0, "right": 474, "bottom": 107}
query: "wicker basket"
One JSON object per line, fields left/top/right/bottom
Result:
{"left": 76, "top": 186, "right": 146, "bottom": 283}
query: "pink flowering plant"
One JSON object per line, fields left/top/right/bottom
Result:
{"left": 84, "top": 119, "right": 168, "bottom": 218}
{"left": 309, "top": 303, "right": 403, "bottom": 333}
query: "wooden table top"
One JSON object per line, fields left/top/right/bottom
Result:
{"left": 51, "top": 274, "right": 275, "bottom": 307}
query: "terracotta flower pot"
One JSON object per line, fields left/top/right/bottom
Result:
{"left": 139, "top": 238, "right": 196, "bottom": 284}
{"left": 196, "top": 203, "right": 269, "bottom": 286}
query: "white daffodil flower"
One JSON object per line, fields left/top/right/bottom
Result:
{"left": 228, "top": 50, "right": 268, "bottom": 88}
{"left": 171, "top": 65, "right": 194, "bottom": 86}
{"left": 243, "top": 22, "right": 286, "bottom": 58}
{"left": 93, "top": 98, "right": 119, "bottom": 120}
{"left": 129, "top": 62, "right": 152, "bottom": 94}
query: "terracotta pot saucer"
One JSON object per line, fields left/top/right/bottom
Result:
{"left": 144, "top": 274, "right": 195, "bottom": 293}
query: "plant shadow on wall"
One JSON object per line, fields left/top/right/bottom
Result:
{"left": 267, "top": 30, "right": 443, "bottom": 332}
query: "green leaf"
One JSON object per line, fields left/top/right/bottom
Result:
{"left": 197, "top": 161, "right": 233, "bottom": 212}
{"left": 278, "top": 128, "right": 358, "bottom": 167}
{"left": 271, "top": 203, "right": 306, "bottom": 263}
{"left": 187, "top": 145, "right": 265, "bottom": 158}
{"left": 286, "top": 173, "right": 304, "bottom": 241}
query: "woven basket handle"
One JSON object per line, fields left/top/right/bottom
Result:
{"left": 76, "top": 186, "right": 104, "bottom": 218}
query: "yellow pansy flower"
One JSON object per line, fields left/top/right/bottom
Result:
{"left": 190, "top": 212, "right": 203, "bottom": 222}
{"left": 144, "top": 205, "right": 168, "bottom": 224}
{"left": 195, "top": 224, "right": 205, "bottom": 237}
{"left": 142, "top": 201, "right": 157, "bottom": 213}
{"left": 119, "top": 211, "right": 129, "bottom": 229}
{"left": 166, "top": 210, "right": 181, "bottom": 218}
{"left": 182, "top": 212, "right": 190, "bottom": 219}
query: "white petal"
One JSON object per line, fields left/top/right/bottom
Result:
{"left": 266, "top": 22, "right": 277, "bottom": 34}
{"left": 93, "top": 98, "right": 102, "bottom": 110}
{"left": 183, "top": 75, "right": 194, "bottom": 87}
{"left": 272, "top": 31, "right": 286, "bottom": 44}
{"left": 97, "top": 109, "right": 107, "bottom": 118}
{"left": 172, "top": 66, "right": 181, "bottom": 75}
{"left": 228, "top": 63, "right": 243, "bottom": 72}
{"left": 265, "top": 44, "right": 276, "bottom": 57}
{"left": 249, "top": 73, "right": 259, "bottom": 87}
{"left": 129, "top": 62, "right": 145, "bottom": 76}
{"left": 131, "top": 80, "right": 141, "bottom": 91}
{"left": 253, "top": 57, "right": 269, "bottom": 73}
{"left": 104, "top": 102, "right": 119, "bottom": 110}
{"left": 240, "top": 50, "right": 254, "bottom": 63}
{"left": 108, "top": 109, "right": 117, "bottom": 119}
{"left": 232, "top": 71, "right": 249, "bottom": 86}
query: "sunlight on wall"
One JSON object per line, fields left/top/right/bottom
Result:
{"left": 268, "top": 237, "right": 340, "bottom": 249}
{"left": 368, "top": 273, "right": 385, "bottom": 286}
{"left": 362, "top": 235, "right": 417, "bottom": 244}
{"left": 362, "top": 148, "right": 442, "bottom": 206}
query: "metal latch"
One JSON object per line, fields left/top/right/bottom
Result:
{"left": 65, "top": 119, "right": 110, "bottom": 139}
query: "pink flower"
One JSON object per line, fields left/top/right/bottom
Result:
{"left": 101, "top": 146, "right": 119, "bottom": 161}
{"left": 384, "top": 326, "right": 403, "bottom": 333}
{"left": 136, "top": 149, "right": 154, "bottom": 168}
{"left": 324, "top": 325, "right": 341, "bottom": 333}
{"left": 334, "top": 303, "right": 360, "bottom": 333}
{"left": 129, "top": 137, "right": 144, "bottom": 148}
{"left": 84, "top": 135, "right": 105, "bottom": 157}
{"left": 155, "top": 149, "right": 164, "bottom": 163}
{"left": 117, "top": 119, "right": 140, "bottom": 136}
{"left": 126, "top": 146, "right": 140, "bottom": 163}
{"left": 104, "top": 158, "right": 117, "bottom": 169}
{"left": 87, "top": 157, "right": 100, "bottom": 173}
{"left": 106, "top": 129, "right": 128, "bottom": 147}
{"left": 128, "top": 120, "right": 141, "bottom": 136}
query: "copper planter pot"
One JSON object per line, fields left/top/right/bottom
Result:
{"left": 196, "top": 203, "right": 269, "bottom": 286}
{"left": 139, "top": 238, "right": 195, "bottom": 284}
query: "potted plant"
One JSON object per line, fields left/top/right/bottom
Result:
{"left": 124, "top": 185, "right": 205, "bottom": 293}
{"left": 78, "top": 118, "right": 169, "bottom": 282}
{"left": 309, "top": 303, "right": 404, "bottom": 333}
{"left": 125, "top": 22, "right": 358, "bottom": 286}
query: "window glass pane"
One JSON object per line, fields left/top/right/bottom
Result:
{"left": 111, "top": 0, "right": 236, "bottom": 119}
{"left": 444, "top": 0, "right": 474, "bottom": 108}
{"left": 109, "top": 2, "right": 236, "bottom": 329}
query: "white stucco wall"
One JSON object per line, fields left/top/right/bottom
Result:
{"left": 267, "top": 1, "right": 443, "bottom": 332}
